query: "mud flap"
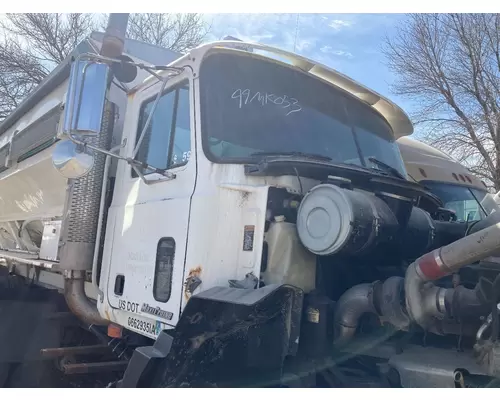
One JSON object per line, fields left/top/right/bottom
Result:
{"left": 123, "top": 284, "right": 303, "bottom": 388}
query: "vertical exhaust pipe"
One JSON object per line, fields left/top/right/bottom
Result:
{"left": 63, "top": 14, "right": 129, "bottom": 326}
{"left": 100, "top": 13, "right": 129, "bottom": 58}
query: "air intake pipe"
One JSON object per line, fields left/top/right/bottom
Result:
{"left": 406, "top": 220, "right": 500, "bottom": 330}
{"left": 334, "top": 218, "right": 500, "bottom": 343}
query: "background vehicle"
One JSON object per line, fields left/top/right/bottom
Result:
{"left": 2, "top": 15, "right": 500, "bottom": 388}
{"left": 397, "top": 136, "right": 492, "bottom": 222}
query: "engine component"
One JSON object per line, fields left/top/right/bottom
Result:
{"left": 393, "top": 207, "right": 465, "bottom": 260}
{"left": 333, "top": 283, "right": 378, "bottom": 345}
{"left": 372, "top": 344, "right": 491, "bottom": 388}
{"left": 374, "top": 276, "right": 410, "bottom": 330}
{"left": 333, "top": 277, "right": 412, "bottom": 344}
{"left": 474, "top": 302, "right": 500, "bottom": 381}
{"left": 444, "top": 283, "right": 491, "bottom": 322}
{"left": 296, "top": 183, "right": 466, "bottom": 261}
{"left": 375, "top": 191, "right": 413, "bottom": 227}
{"left": 398, "top": 207, "right": 435, "bottom": 260}
{"left": 333, "top": 275, "right": 490, "bottom": 344}
{"left": 296, "top": 184, "right": 398, "bottom": 256}
{"left": 405, "top": 220, "right": 500, "bottom": 330}
{"left": 262, "top": 219, "right": 316, "bottom": 292}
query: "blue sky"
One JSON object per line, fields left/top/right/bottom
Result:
{"left": 205, "top": 13, "right": 421, "bottom": 136}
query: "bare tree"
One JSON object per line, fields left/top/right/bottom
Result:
{"left": 384, "top": 14, "right": 500, "bottom": 190}
{"left": 0, "top": 13, "right": 95, "bottom": 121}
{"left": 126, "top": 13, "right": 209, "bottom": 53}
{"left": 0, "top": 13, "right": 209, "bottom": 122}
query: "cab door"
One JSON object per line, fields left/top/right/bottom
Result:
{"left": 103, "top": 70, "right": 196, "bottom": 335}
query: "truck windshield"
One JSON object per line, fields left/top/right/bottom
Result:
{"left": 199, "top": 52, "right": 406, "bottom": 177}
{"left": 422, "top": 181, "right": 488, "bottom": 222}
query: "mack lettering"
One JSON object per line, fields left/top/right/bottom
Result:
{"left": 141, "top": 303, "right": 174, "bottom": 320}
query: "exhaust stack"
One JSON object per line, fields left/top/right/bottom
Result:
{"left": 100, "top": 13, "right": 129, "bottom": 58}
{"left": 62, "top": 14, "right": 129, "bottom": 326}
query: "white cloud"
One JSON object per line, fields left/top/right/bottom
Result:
{"left": 208, "top": 14, "right": 375, "bottom": 62}
{"left": 328, "top": 19, "right": 353, "bottom": 30}
{"left": 333, "top": 50, "right": 354, "bottom": 58}
{"left": 320, "top": 45, "right": 354, "bottom": 58}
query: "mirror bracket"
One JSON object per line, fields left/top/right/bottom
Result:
{"left": 64, "top": 52, "right": 182, "bottom": 185}
{"left": 128, "top": 160, "right": 177, "bottom": 185}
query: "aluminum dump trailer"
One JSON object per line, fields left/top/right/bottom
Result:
{"left": 0, "top": 32, "right": 180, "bottom": 289}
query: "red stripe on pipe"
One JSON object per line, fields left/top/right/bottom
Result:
{"left": 418, "top": 252, "right": 446, "bottom": 280}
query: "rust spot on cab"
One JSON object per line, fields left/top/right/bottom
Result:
{"left": 188, "top": 266, "right": 202, "bottom": 277}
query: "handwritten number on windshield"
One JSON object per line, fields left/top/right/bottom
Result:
{"left": 231, "top": 89, "right": 302, "bottom": 116}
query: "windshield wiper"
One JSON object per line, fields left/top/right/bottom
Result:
{"left": 250, "top": 151, "right": 332, "bottom": 162}
{"left": 368, "top": 157, "right": 406, "bottom": 180}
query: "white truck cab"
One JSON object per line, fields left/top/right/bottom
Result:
{"left": 0, "top": 36, "right": 416, "bottom": 339}
{"left": 97, "top": 41, "right": 416, "bottom": 336}
{"left": 4, "top": 25, "right": 500, "bottom": 388}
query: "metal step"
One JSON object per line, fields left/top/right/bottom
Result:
{"left": 0, "top": 250, "right": 58, "bottom": 269}
{"left": 40, "top": 345, "right": 111, "bottom": 359}
{"left": 62, "top": 360, "right": 129, "bottom": 375}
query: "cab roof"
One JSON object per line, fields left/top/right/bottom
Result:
{"left": 397, "top": 136, "right": 487, "bottom": 191}
{"left": 142, "top": 40, "right": 414, "bottom": 139}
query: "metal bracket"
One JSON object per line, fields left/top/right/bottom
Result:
{"left": 117, "top": 331, "right": 174, "bottom": 388}
{"left": 228, "top": 272, "right": 259, "bottom": 289}
{"left": 30, "top": 265, "right": 41, "bottom": 284}
{"left": 476, "top": 303, "right": 500, "bottom": 342}
{"left": 184, "top": 275, "right": 202, "bottom": 296}
{"left": 66, "top": 52, "right": 182, "bottom": 186}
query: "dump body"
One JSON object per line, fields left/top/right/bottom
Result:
{"left": 0, "top": 32, "right": 180, "bottom": 293}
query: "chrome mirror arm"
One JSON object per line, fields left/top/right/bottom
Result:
{"left": 65, "top": 52, "right": 181, "bottom": 185}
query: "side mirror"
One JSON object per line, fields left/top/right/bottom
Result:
{"left": 63, "top": 59, "right": 110, "bottom": 136}
{"left": 52, "top": 139, "right": 95, "bottom": 179}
